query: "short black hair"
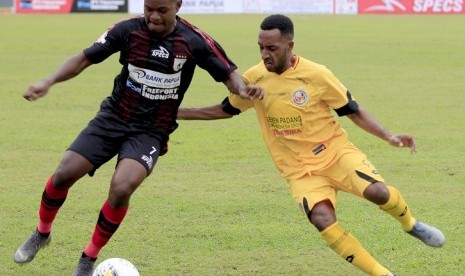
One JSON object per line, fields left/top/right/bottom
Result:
{"left": 260, "top": 14, "right": 294, "bottom": 39}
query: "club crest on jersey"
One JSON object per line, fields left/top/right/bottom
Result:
{"left": 173, "top": 57, "right": 187, "bottom": 72}
{"left": 151, "top": 46, "right": 169, "bottom": 58}
{"left": 291, "top": 90, "right": 308, "bottom": 106}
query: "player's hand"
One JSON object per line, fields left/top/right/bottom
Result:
{"left": 238, "top": 84, "right": 264, "bottom": 100}
{"left": 388, "top": 134, "right": 417, "bottom": 154}
{"left": 23, "top": 80, "right": 51, "bottom": 101}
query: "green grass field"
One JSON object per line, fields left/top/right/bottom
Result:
{"left": 1, "top": 13, "right": 464, "bottom": 276}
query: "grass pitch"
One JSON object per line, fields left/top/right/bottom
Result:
{"left": 0, "top": 13, "right": 464, "bottom": 275}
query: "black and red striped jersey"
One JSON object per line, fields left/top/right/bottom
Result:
{"left": 83, "top": 15, "right": 237, "bottom": 135}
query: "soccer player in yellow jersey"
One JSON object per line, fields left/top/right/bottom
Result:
{"left": 178, "top": 14, "right": 445, "bottom": 275}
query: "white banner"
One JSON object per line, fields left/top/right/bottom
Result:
{"left": 128, "top": 0, "right": 141, "bottom": 14}
{"left": 128, "top": 0, "right": 356, "bottom": 14}
{"left": 244, "top": 0, "right": 332, "bottom": 14}
{"left": 179, "top": 0, "right": 241, "bottom": 14}
{"left": 335, "top": 0, "right": 358, "bottom": 14}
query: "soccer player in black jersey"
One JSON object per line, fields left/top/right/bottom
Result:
{"left": 14, "top": 0, "right": 263, "bottom": 275}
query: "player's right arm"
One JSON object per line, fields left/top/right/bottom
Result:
{"left": 177, "top": 95, "right": 246, "bottom": 120}
{"left": 177, "top": 103, "right": 232, "bottom": 120}
{"left": 23, "top": 51, "right": 92, "bottom": 101}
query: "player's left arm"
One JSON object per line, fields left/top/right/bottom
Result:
{"left": 347, "top": 107, "right": 417, "bottom": 153}
{"left": 224, "top": 71, "right": 264, "bottom": 100}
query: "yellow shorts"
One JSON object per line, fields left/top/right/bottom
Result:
{"left": 287, "top": 142, "right": 384, "bottom": 212}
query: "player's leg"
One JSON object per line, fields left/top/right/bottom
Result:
{"left": 288, "top": 175, "right": 394, "bottom": 276}
{"left": 341, "top": 143, "right": 445, "bottom": 247}
{"left": 43, "top": 151, "right": 95, "bottom": 230}
{"left": 14, "top": 150, "right": 94, "bottom": 264}
{"left": 84, "top": 158, "right": 147, "bottom": 258}
{"left": 74, "top": 158, "right": 147, "bottom": 276}
{"left": 364, "top": 183, "right": 445, "bottom": 247}
{"left": 363, "top": 182, "right": 415, "bottom": 230}
{"left": 74, "top": 132, "right": 164, "bottom": 275}
{"left": 14, "top": 116, "right": 120, "bottom": 265}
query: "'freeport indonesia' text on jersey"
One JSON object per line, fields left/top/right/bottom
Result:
{"left": 83, "top": 15, "right": 237, "bottom": 134}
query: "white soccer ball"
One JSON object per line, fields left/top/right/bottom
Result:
{"left": 92, "top": 258, "right": 140, "bottom": 276}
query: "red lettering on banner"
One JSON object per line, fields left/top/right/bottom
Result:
{"left": 359, "top": 0, "right": 464, "bottom": 13}
{"left": 413, "top": 0, "right": 463, "bottom": 12}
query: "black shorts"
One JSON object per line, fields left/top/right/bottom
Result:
{"left": 68, "top": 112, "right": 168, "bottom": 176}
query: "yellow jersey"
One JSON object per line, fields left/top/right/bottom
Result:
{"left": 228, "top": 55, "right": 358, "bottom": 180}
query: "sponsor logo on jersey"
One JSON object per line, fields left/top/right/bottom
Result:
{"left": 126, "top": 78, "right": 142, "bottom": 93}
{"left": 140, "top": 86, "right": 179, "bottom": 100}
{"left": 128, "top": 64, "right": 180, "bottom": 88}
{"left": 291, "top": 90, "right": 308, "bottom": 106}
{"left": 312, "top": 144, "right": 327, "bottom": 155}
{"left": 266, "top": 116, "right": 302, "bottom": 129}
{"left": 151, "top": 46, "right": 169, "bottom": 59}
{"left": 127, "top": 63, "right": 181, "bottom": 100}
{"left": 272, "top": 129, "right": 302, "bottom": 136}
{"left": 141, "top": 155, "right": 153, "bottom": 170}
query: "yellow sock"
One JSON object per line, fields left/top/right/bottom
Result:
{"left": 321, "top": 222, "right": 391, "bottom": 276}
{"left": 380, "top": 186, "right": 416, "bottom": 231}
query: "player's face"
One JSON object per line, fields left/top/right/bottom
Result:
{"left": 144, "top": 0, "right": 181, "bottom": 36}
{"left": 258, "top": 29, "right": 294, "bottom": 74}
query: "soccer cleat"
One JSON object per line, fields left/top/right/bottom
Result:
{"left": 407, "top": 221, "right": 445, "bottom": 247}
{"left": 14, "top": 230, "right": 51, "bottom": 263}
{"left": 73, "top": 253, "right": 96, "bottom": 276}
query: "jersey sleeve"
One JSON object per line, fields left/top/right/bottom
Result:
{"left": 83, "top": 20, "right": 127, "bottom": 64}
{"left": 226, "top": 93, "right": 254, "bottom": 113}
{"left": 221, "top": 96, "right": 241, "bottom": 115}
{"left": 218, "top": 65, "right": 259, "bottom": 115}
{"left": 189, "top": 30, "right": 238, "bottom": 82}
{"left": 319, "top": 67, "right": 358, "bottom": 116}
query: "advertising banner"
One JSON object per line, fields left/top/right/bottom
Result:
{"left": 359, "top": 0, "right": 465, "bottom": 14}
{"left": 15, "top": 0, "right": 465, "bottom": 14}
{"left": 15, "top": 0, "right": 127, "bottom": 13}
{"left": 335, "top": 0, "right": 358, "bottom": 14}
{"left": 129, "top": 0, "right": 346, "bottom": 15}
{"left": 129, "top": 0, "right": 241, "bottom": 15}
{"left": 243, "top": 0, "right": 333, "bottom": 14}
{"left": 15, "top": 0, "right": 72, "bottom": 13}
{"left": 179, "top": 0, "right": 241, "bottom": 14}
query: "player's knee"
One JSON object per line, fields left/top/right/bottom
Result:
{"left": 52, "top": 168, "right": 78, "bottom": 189}
{"left": 53, "top": 151, "right": 92, "bottom": 188}
{"left": 363, "top": 182, "right": 390, "bottom": 205}
{"left": 108, "top": 178, "right": 140, "bottom": 207}
{"left": 310, "top": 200, "right": 336, "bottom": 231}
{"left": 108, "top": 185, "right": 133, "bottom": 207}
